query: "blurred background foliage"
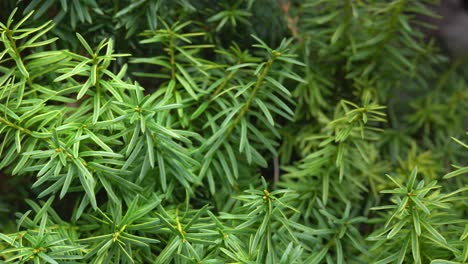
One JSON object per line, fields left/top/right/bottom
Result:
{"left": 0, "top": 0, "right": 466, "bottom": 263}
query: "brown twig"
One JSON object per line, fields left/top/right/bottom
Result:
{"left": 276, "top": 0, "right": 301, "bottom": 41}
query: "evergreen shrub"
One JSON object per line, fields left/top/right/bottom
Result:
{"left": 0, "top": 0, "right": 466, "bottom": 263}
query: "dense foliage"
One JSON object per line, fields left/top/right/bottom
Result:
{"left": 0, "top": 0, "right": 466, "bottom": 263}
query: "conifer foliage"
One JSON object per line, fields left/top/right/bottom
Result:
{"left": 0, "top": 0, "right": 466, "bottom": 263}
